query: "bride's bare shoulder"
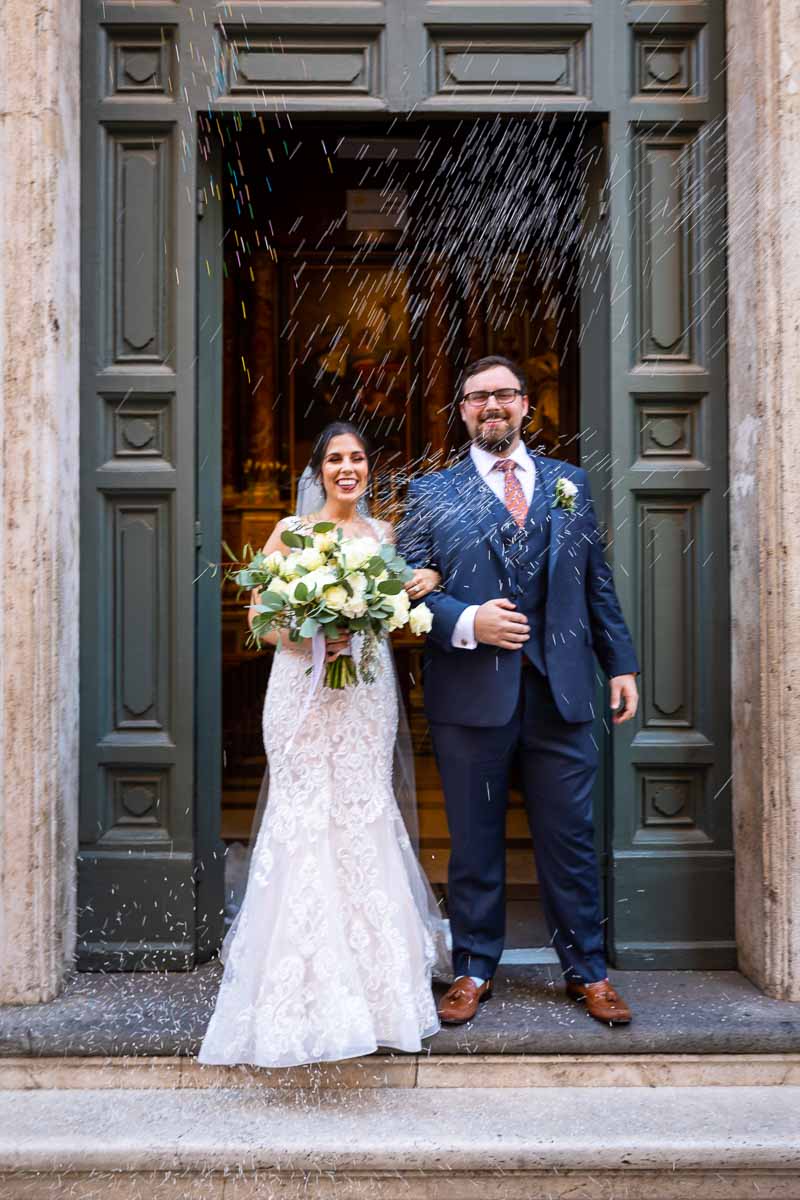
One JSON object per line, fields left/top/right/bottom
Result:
{"left": 261, "top": 515, "right": 295, "bottom": 555}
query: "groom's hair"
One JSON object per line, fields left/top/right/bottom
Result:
{"left": 457, "top": 355, "right": 528, "bottom": 400}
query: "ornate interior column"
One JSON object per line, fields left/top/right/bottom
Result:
{"left": 0, "top": 0, "right": 80, "bottom": 1001}
{"left": 727, "top": 0, "right": 800, "bottom": 1000}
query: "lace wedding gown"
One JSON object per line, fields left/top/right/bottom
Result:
{"left": 199, "top": 524, "right": 448, "bottom": 1068}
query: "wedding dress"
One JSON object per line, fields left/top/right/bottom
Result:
{"left": 199, "top": 519, "right": 449, "bottom": 1068}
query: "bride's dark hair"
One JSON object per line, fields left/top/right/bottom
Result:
{"left": 309, "top": 422, "right": 373, "bottom": 481}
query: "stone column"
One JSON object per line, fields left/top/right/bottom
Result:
{"left": 0, "top": 1, "right": 80, "bottom": 1001}
{"left": 727, "top": 0, "right": 800, "bottom": 1000}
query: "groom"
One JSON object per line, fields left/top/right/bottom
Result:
{"left": 398, "top": 356, "right": 639, "bottom": 1026}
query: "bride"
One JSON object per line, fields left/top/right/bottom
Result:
{"left": 199, "top": 422, "right": 449, "bottom": 1068}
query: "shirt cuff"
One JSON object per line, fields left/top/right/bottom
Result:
{"left": 451, "top": 605, "right": 479, "bottom": 649}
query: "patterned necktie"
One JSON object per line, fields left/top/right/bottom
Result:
{"left": 494, "top": 458, "right": 528, "bottom": 527}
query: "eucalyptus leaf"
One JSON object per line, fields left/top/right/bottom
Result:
{"left": 313, "top": 522, "right": 336, "bottom": 534}
{"left": 281, "top": 530, "right": 304, "bottom": 549}
{"left": 294, "top": 582, "right": 309, "bottom": 602}
{"left": 378, "top": 579, "right": 404, "bottom": 595}
{"left": 365, "top": 556, "right": 386, "bottom": 577}
{"left": 299, "top": 617, "right": 320, "bottom": 638}
{"left": 379, "top": 543, "right": 395, "bottom": 563}
{"left": 261, "top": 590, "right": 287, "bottom": 610}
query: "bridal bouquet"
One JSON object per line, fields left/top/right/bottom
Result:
{"left": 230, "top": 522, "right": 433, "bottom": 689}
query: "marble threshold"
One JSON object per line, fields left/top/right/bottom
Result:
{"left": 1, "top": 1084, "right": 799, "bottom": 1200}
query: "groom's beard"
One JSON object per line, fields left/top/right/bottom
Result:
{"left": 475, "top": 413, "right": 522, "bottom": 452}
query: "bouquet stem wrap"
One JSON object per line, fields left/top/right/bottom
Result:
{"left": 325, "top": 652, "right": 358, "bottom": 690}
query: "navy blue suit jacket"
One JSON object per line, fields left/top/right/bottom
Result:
{"left": 397, "top": 451, "right": 640, "bottom": 726}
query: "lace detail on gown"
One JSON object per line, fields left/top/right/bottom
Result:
{"left": 199, "top": 520, "right": 448, "bottom": 1068}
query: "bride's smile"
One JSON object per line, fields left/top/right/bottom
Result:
{"left": 320, "top": 435, "right": 370, "bottom": 506}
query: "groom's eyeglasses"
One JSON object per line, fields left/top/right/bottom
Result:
{"left": 462, "top": 388, "right": 522, "bottom": 408}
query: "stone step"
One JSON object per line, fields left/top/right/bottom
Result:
{"left": 1, "top": 1085, "right": 798, "bottom": 1198}
{"left": 2, "top": 1053, "right": 800, "bottom": 1090}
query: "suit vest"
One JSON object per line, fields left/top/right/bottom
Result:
{"left": 496, "top": 482, "right": 550, "bottom": 674}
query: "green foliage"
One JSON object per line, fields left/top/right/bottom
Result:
{"left": 229, "top": 524, "right": 429, "bottom": 685}
{"left": 260, "top": 590, "right": 287, "bottom": 611}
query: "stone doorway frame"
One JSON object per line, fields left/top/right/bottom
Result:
{"left": 1, "top": 0, "right": 798, "bottom": 1004}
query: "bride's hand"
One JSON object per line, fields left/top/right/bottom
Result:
{"left": 405, "top": 568, "right": 441, "bottom": 600}
{"left": 325, "top": 632, "right": 351, "bottom": 663}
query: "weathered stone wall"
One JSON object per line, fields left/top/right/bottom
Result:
{"left": 0, "top": 1, "right": 80, "bottom": 1002}
{"left": 728, "top": 0, "right": 800, "bottom": 1000}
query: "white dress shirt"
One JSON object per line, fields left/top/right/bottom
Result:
{"left": 451, "top": 443, "right": 536, "bottom": 650}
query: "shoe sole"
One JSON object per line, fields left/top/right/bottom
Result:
{"left": 438, "top": 990, "right": 492, "bottom": 1026}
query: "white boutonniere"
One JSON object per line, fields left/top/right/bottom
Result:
{"left": 554, "top": 476, "right": 579, "bottom": 512}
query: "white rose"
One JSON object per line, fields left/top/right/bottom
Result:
{"left": 340, "top": 537, "right": 375, "bottom": 571}
{"left": 323, "top": 584, "right": 349, "bottom": 612}
{"left": 342, "top": 594, "right": 368, "bottom": 619}
{"left": 298, "top": 546, "right": 324, "bottom": 571}
{"left": 385, "top": 587, "right": 411, "bottom": 632}
{"left": 409, "top": 603, "right": 433, "bottom": 636}
{"left": 266, "top": 576, "right": 289, "bottom": 599}
{"left": 280, "top": 553, "right": 303, "bottom": 580}
{"left": 313, "top": 531, "right": 337, "bottom": 554}
{"left": 559, "top": 478, "right": 578, "bottom": 498}
{"left": 299, "top": 567, "right": 337, "bottom": 598}
{"left": 263, "top": 551, "right": 285, "bottom": 575}
{"left": 347, "top": 571, "right": 368, "bottom": 596}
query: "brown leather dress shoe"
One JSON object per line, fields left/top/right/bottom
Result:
{"left": 566, "top": 978, "right": 632, "bottom": 1025}
{"left": 438, "top": 977, "right": 493, "bottom": 1025}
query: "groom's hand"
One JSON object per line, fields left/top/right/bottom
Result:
{"left": 474, "top": 599, "right": 530, "bottom": 651}
{"left": 610, "top": 674, "right": 639, "bottom": 724}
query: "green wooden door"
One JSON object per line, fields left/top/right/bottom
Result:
{"left": 80, "top": 1, "right": 731, "bottom": 969}
{"left": 79, "top": 11, "right": 209, "bottom": 968}
{"left": 604, "top": 5, "right": 733, "bottom": 968}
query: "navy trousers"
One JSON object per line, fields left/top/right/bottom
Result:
{"left": 429, "top": 665, "right": 606, "bottom": 984}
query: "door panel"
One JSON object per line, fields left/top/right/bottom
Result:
{"left": 606, "top": 4, "right": 733, "bottom": 967}
{"left": 79, "top": 12, "right": 197, "bottom": 969}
